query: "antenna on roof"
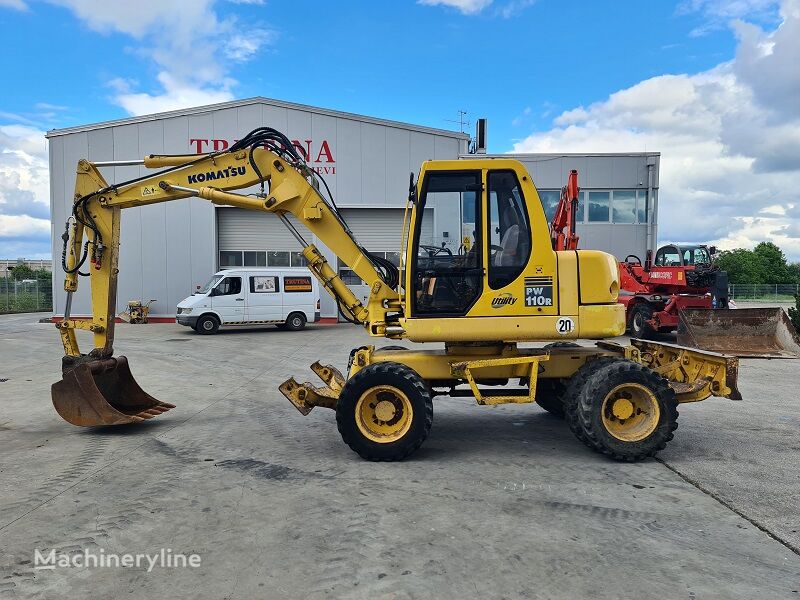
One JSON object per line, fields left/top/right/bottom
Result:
{"left": 444, "top": 110, "right": 470, "bottom": 133}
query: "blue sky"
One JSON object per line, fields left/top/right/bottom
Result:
{"left": 0, "top": 0, "right": 798, "bottom": 259}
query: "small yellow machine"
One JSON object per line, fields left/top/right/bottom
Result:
{"left": 119, "top": 299, "right": 156, "bottom": 324}
{"left": 53, "top": 128, "right": 740, "bottom": 461}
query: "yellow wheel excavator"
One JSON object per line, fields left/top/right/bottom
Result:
{"left": 53, "top": 127, "right": 741, "bottom": 461}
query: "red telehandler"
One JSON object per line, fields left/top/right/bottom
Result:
{"left": 548, "top": 171, "right": 800, "bottom": 357}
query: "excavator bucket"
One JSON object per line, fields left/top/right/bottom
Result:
{"left": 51, "top": 356, "right": 175, "bottom": 426}
{"left": 677, "top": 308, "right": 800, "bottom": 358}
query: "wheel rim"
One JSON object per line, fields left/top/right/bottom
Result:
{"left": 292, "top": 316, "right": 302, "bottom": 327}
{"left": 355, "top": 385, "right": 413, "bottom": 444}
{"left": 600, "top": 383, "right": 660, "bottom": 442}
{"left": 202, "top": 320, "right": 214, "bottom": 331}
{"left": 632, "top": 312, "right": 643, "bottom": 332}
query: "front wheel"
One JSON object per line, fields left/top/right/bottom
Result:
{"left": 336, "top": 362, "right": 433, "bottom": 461}
{"left": 571, "top": 360, "right": 678, "bottom": 461}
{"left": 196, "top": 315, "right": 220, "bottom": 335}
{"left": 629, "top": 304, "right": 655, "bottom": 339}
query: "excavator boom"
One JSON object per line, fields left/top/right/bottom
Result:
{"left": 54, "top": 128, "right": 399, "bottom": 426}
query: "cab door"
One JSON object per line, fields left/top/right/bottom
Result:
{"left": 211, "top": 275, "right": 244, "bottom": 323}
{"left": 408, "top": 170, "right": 484, "bottom": 317}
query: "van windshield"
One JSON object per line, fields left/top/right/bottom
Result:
{"left": 198, "top": 274, "right": 224, "bottom": 294}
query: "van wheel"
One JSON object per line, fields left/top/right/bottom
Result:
{"left": 284, "top": 312, "right": 306, "bottom": 331}
{"left": 196, "top": 315, "right": 220, "bottom": 335}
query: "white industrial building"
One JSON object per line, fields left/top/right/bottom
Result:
{"left": 47, "top": 97, "right": 659, "bottom": 320}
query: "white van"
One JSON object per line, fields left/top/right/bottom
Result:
{"left": 176, "top": 268, "right": 320, "bottom": 334}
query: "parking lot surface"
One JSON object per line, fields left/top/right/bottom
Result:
{"left": 1, "top": 313, "right": 798, "bottom": 599}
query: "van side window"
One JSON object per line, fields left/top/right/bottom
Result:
{"left": 284, "top": 276, "right": 313, "bottom": 292}
{"left": 250, "top": 276, "right": 279, "bottom": 293}
{"left": 215, "top": 276, "right": 241, "bottom": 296}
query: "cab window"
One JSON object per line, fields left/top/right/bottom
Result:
{"left": 683, "top": 247, "right": 710, "bottom": 265}
{"left": 487, "top": 170, "right": 531, "bottom": 289}
{"left": 412, "top": 171, "right": 482, "bottom": 316}
{"left": 214, "top": 276, "right": 241, "bottom": 296}
{"left": 654, "top": 247, "right": 680, "bottom": 267}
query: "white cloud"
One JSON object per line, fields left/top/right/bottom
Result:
{"left": 513, "top": 0, "right": 800, "bottom": 260}
{"left": 48, "top": 0, "right": 276, "bottom": 115}
{"left": 112, "top": 72, "right": 235, "bottom": 117}
{"left": 418, "top": 0, "right": 494, "bottom": 15}
{"left": 0, "top": 125, "right": 51, "bottom": 258}
{"left": 678, "top": 0, "right": 781, "bottom": 36}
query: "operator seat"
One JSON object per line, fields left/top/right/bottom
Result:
{"left": 495, "top": 206, "right": 521, "bottom": 266}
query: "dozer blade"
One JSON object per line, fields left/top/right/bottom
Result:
{"left": 677, "top": 308, "right": 800, "bottom": 358}
{"left": 51, "top": 356, "right": 175, "bottom": 426}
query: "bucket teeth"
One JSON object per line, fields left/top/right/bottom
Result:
{"left": 51, "top": 355, "right": 175, "bottom": 427}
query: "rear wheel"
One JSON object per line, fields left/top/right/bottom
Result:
{"left": 196, "top": 314, "right": 219, "bottom": 335}
{"left": 336, "top": 362, "right": 433, "bottom": 461}
{"left": 572, "top": 360, "right": 678, "bottom": 461}
{"left": 629, "top": 304, "right": 655, "bottom": 339}
{"left": 284, "top": 312, "right": 306, "bottom": 331}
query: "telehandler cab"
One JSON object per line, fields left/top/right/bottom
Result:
{"left": 54, "top": 127, "right": 740, "bottom": 461}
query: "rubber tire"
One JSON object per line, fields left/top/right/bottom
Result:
{"left": 284, "top": 312, "right": 306, "bottom": 331}
{"left": 196, "top": 314, "right": 220, "bottom": 335}
{"left": 563, "top": 357, "right": 624, "bottom": 444}
{"left": 629, "top": 304, "right": 655, "bottom": 339}
{"left": 336, "top": 362, "right": 433, "bottom": 462}
{"left": 573, "top": 360, "right": 678, "bottom": 461}
{"left": 535, "top": 379, "right": 567, "bottom": 418}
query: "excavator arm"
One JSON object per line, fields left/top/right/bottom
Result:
{"left": 54, "top": 128, "right": 401, "bottom": 426}
{"left": 549, "top": 169, "right": 580, "bottom": 251}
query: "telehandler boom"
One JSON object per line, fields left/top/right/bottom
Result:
{"left": 54, "top": 127, "right": 740, "bottom": 461}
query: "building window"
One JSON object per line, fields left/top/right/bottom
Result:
{"left": 219, "top": 251, "right": 243, "bottom": 267}
{"left": 290, "top": 252, "right": 307, "bottom": 267}
{"left": 538, "top": 190, "right": 561, "bottom": 222}
{"left": 638, "top": 189, "right": 651, "bottom": 224}
{"left": 385, "top": 252, "right": 401, "bottom": 267}
{"left": 587, "top": 191, "right": 610, "bottom": 222}
{"left": 244, "top": 251, "right": 267, "bottom": 266}
{"left": 338, "top": 258, "right": 364, "bottom": 286}
{"left": 267, "top": 251, "right": 290, "bottom": 267}
{"left": 612, "top": 190, "right": 636, "bottom": 224}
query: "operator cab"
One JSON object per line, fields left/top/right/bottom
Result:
{"left": 410, "top": 167, "right": 532, "bottom": 317}
{"left": 654, "top": 245, "right": 711, "bottom": 268}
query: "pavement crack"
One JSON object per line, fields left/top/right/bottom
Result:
{"left": 657, "top": 457, "right": 800, "bottom": 556}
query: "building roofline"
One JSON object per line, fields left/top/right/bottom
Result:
{"left": 460, "top": 152, "right": 660, "bottom": 159}
{"left": 46, "top": 96, "right": 471, "bottom": 140}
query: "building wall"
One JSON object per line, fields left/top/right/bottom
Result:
{"left": 0, "top": 259, "right": 52, "bottom": 277}
{"left": 48, "top": 100, "right": 467, "bottom": 318}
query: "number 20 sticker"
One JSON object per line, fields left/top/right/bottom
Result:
{"left": 556, "top": 317, "right": 574, "bottom": 335}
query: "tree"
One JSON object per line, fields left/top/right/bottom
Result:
{"left": 789, "top": 293, "right": 800, "bottom": 332}
{"left": 753, "top": 242, "right": 792, "bottom": 284}
{"left": 788, "top": 262, "right": 800, "bottom": 284}
{"left": 714, "top": 248, "right": 762, "bottom": 284}
{"left": 7, "top": 264, "right": 35, "bottom": 281}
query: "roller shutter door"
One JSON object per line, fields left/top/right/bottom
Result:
{"left": 339, "top": 208, "right": 433, "bottom": 252}
{"left": 217, "top": 207, "right": 308, "bottom": 250}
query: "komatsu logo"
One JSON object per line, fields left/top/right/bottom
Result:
{"left": 188, "top": 166, "right": 246, "bottom": 184}
{"left": 491, "top": 293, "right": 517, "bottom": 308}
